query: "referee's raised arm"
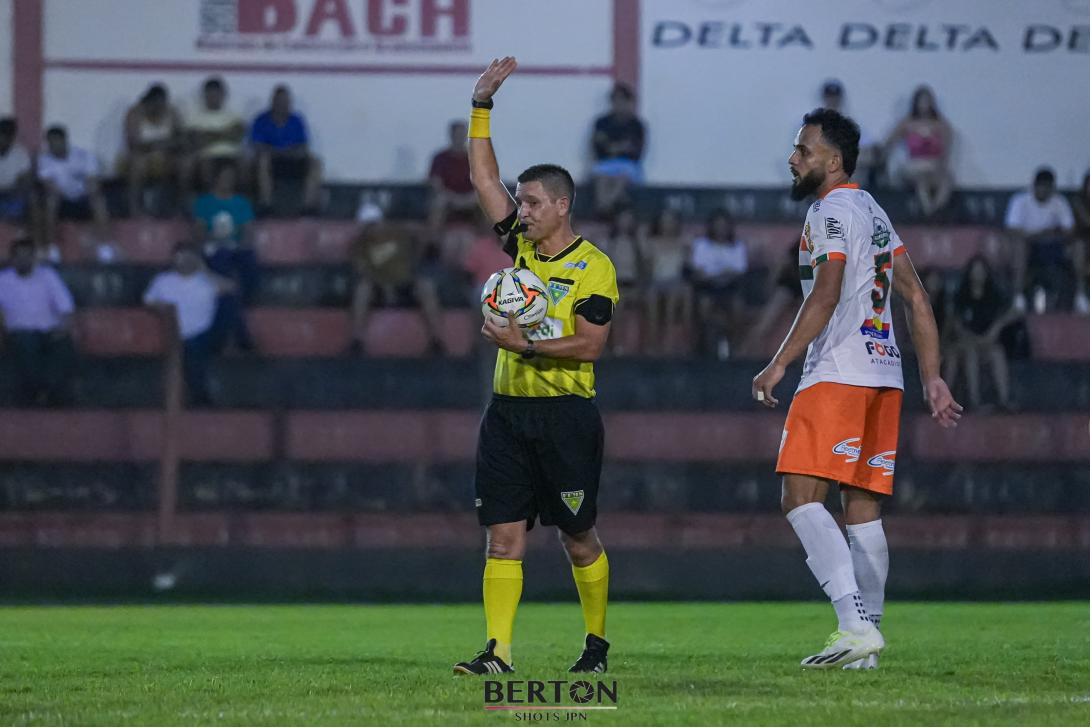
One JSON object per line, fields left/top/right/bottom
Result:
{"left": 468, "top": 57, "right": 518, "bottom": 225}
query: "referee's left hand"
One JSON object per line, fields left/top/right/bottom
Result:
{"left": 482, "top": 314, "right": 529, "bottom": 353}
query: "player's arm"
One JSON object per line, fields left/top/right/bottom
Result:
{"left": 894, "top": 252, "right": 962, "bottom": 428}
{"left": 751, "top": 258, "right": 844, "bottom": 406}
{"left": 482, "top": 301, "right": 612, "bottom": 363}
{"left": 468, "top": 57, "right": 518, "bottom": 225}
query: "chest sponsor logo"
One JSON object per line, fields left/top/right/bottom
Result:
{"left": 832, "top": 437, "right": 862, "bottom": 463}
{"left": 868, "top": 451, "right": 896, "bottom": 476}
{"left": 860, "top": 317, "right": 891, "bottom": 339}
{"left": 547, "top": 280, "right": 571, "bottom": 305}
{"left": 865, "top": 341, "right": 901, "bottom": 358}
{"left": 564, "top": 260, "right": 588, "bottom": 270}
{"left": 561, "top": 490, "right": 585, "bottom": 515}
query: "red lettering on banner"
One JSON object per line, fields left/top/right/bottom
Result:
{"left": 305, "top": 0, "right": 356, "bottom": 36}
{"left": 367, "top": 0, "right": 410, "bottom": 37}
{"left": 420, "top": 0, "right": 468, "bottom": 38}
{"left": 238, "top": 0, "right": 297, "bottom": 33}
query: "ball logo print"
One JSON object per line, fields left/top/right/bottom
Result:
{"left": 480, "top": 268, "right": 549, "bottom": 328}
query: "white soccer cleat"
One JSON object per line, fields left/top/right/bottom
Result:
{"left": 800, "top": 625, "right": 883, "bottom": 669}
{"left": 842, "top": 652, "right": 880, "bottom": 670}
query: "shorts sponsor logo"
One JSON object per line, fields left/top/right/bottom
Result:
{"left": 868, "top": 450, "right": 896, "bottom": 476}
{"left": 824, "top": 216, "right": 845, "bottom": 239}
{"left": 561, "top": 490, "right": 585, "bottom": 515}
{"left": 832, "top": 437, "right": 862, "bottom": 463}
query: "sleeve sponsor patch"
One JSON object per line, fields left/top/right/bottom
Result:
{"left": 824, "top": 217, "right": 845, "bottom": 239}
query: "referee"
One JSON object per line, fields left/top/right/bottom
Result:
{"left": 453, "top": 57, "right": 619, "bottom": 676}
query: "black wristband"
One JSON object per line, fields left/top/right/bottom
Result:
{"left": 520, "top": 339, "right": 537, "bottom": 359}
{"left": 472, "top": 97, "right": 494, "bottom": 109}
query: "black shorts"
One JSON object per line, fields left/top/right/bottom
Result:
{"left": 475, "top": 394, "right": 604, "bottom": 535}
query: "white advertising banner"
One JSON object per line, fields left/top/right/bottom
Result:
{"left": 41, "top": 0, "right": 615, "bottom": 182}
{"left": 641, "top": 0, "right": 1090, "bottom": 187}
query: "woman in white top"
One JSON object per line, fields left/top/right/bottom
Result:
{"left": 124, "top": 84, "right": 183, "bottom": 216}
{"left": 643, "top": 207, "right": 692, "bottom": 355}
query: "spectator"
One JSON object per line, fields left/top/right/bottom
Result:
{"left": 689, "top": 209, "right": 750, "bottom": 359}
{"left": 591, "top": 83, "right": 646, "bottom": 216}
{"left": 1069, "top": 170, "right": 1090, "bottom": 313}
{"left": 920, "top": 266, "right": 952, "bottom": 348}
{"left": 820, "top": 80, "right": 883, "bottom": 189}
{"left": 427, "top": 120, "right": 476, "bottom": 235}
{"left": 349, "top": 204, "right": 445, "bottom": 356}
{"left": 600, "top": 205, "right": 646, "bottom": 352}
{"left": 123, "top": 84, "right": 183, "bottom": 216}
{"left": 643, "top": 207, "right": 692, "bottom": 355}
{"left": 37, "top": 126, "right": 114, "bottom": 260}
{"left": 0, "top": 117, "right": 32, "bottom": 224}
{"left": 886, "top": 85, "right": 953, "bottom": 218}
{"left": 0, "top": 238, "right": 76, "bottom": 405}
{"left": 251, "top": 85, "right": 322, "bottom": 215}
{"left": 739, "top": 240, "right": 802, "bottom": 359}
{"left": 193, "top": 163, "right": 257, "bottom": 351}
{"left": 946, "top": 255, "right": 1020, "bottom": 412}
{"left": 143, "top": 242, "right": 232, "bottom": 406}
{"left": 184, "top": 76, "right": 246, "bottom": 196}
{"left": 462, "top": 212, "right": 514, "bottom": 299}
{"left": 1005, "top": 167, "right": 1078, "bottom": 314}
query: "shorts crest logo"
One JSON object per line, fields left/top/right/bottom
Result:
{"left": 561, "top": 490, "right": 585, "bottom": 515}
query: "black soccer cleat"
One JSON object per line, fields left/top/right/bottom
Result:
{"left": 569, "top": 634, "right": 609, "bottom": 673}
{"left": 453, "top": 638, "right": 515, "bottom": 676}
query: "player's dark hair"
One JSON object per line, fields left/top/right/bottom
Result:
{"left": 0, "top": 117, "right": 16, "bottom": 137}
{"left": 518, "top": 164, "right": 576, "bottom": 205}
{"left": 10, "top": 237, "right": 34, "bottom": 254}
{"left": 802, "top": 107, "right": 860, "bottom": 177}
{"left": 1034, "top": 167, "right": 1056, "bottom": 186}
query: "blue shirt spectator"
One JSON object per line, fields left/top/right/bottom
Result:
{"left": 250, "top": 109, "right": 308, "bottom": 150}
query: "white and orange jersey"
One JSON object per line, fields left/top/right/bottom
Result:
{"left": 797, "top": 183, "right": 907, "bottom": 393}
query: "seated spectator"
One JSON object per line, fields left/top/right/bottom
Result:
{"left": 600, "top": 205, "right": 646, "bottom": 352}
{"left": 820, "top": 80, "right": 883, "bottom": 189}
{"left": 251, "top": 85, "right": 322, "bottom": 215}
{"left": 739, "top": 240, "right": 802, "bottom": 358}
{"left": 689, "top": 209, "right": 750, "bottom": 359}
{"left": 1005, "top": 167, "right": 1078, "bottom": 313}
{"left": 143, "top": 242, "right": 232, "bottom": 406}
{"left": 946, "top": 256, "right": 1020, "bottom": 412}
{"left": 920, "top": 266, "right": 952, "bottom": 348}
{"left": 0, "top": 117, "right": 32, "bottom": 224}
{"left": 193, "top": 163, "right": 256, "bottom": 351}
{"left": 349, "top": 204, "right": 445, "bottom": 356}
{"left": 885, "top": 85, "right": 953, "bottom": 218}
{"left": 123, "top": 84, "right": 183, "bottom": 217}
{"left": 462, "top": 212, "right": 514, "bottom": 300}
{"left": 643, "top": 207, "right": 692, "bottom": 355}
{"left": 591, "top": 83, "right": 646, "bottom": 216}
{"left": 427, "top": 120, "right": 476, "bottom": 235}
{"left": 0, "top": 238, "right": 76, "bottom": 405}
{"left": 1070, "top": 170, "right": 1090, "bottom": 314}
{"left": 37, "top": 126, "right": 115, "bottom": 260}
{"left": 184, "top": 76, "right": 246, "bottom": 196}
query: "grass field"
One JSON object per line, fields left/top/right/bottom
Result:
{"left": 0, "top": 602, "right": 1088, "bottom": 726}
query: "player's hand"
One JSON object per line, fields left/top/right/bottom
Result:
{"left": 481, "top": 313, "right": 529, "bottom": 353}
{"left": 473, "top": 57, "right": 518, "bottom": 102}
{"left": 752, "top": 361, "right": 785, "bottom": 408}
{"left": 924, "top": 376, "right": 963, "bottom": 428}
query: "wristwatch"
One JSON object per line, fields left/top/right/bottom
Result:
{"left": 471, "top": 97, "right": 494, "bottom": 109}
{"left": 521, "top": 339, "right": 537, "bottom": 359}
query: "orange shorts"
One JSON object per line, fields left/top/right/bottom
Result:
{"left": 775, "top": 382, "right": 903, "bottom": 495}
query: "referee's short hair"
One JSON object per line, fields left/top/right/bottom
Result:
{"left": 518, "top": 164, "right": 575, "bottom": 204}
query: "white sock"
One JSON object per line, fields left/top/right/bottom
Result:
{"left": 847, "top": 519, "right": 888, "bottom": 629}
{"left": 786, "top": 502, "right": 869, "bottom": 632}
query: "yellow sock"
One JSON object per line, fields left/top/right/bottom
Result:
{"left": 572, "top": 551, "right": 609, "bottom": 638}
{"left": 483, "top": 558, "right": 522, "bottom": 664}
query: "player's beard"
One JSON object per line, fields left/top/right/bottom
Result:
{"left": 790, "top": 168, "right": 824, "bottom": 201}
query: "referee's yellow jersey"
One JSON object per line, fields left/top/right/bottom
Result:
{"left": 491, "top": 216, "right": 619, "bottom": 399}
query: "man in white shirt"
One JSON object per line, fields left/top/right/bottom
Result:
{"left": 0, "top": 238, "right": 76, "bottom": 405}
{"left": 752, "top": 108, "right": 961, "bottom": 670}
{"left": 184, "top": 77, "right": 246, "bottom": 196}
{"left": 0, "top": 117, "right": 32, "bottom": 223}
{"left": 37, "top": 125, "right": 112, "bottom": 254}
{"left": 144, "top": 242, "right": 232, "bottom": 406}
{"left": 1004, "top": 167, "right": 1082, "bottom": 313}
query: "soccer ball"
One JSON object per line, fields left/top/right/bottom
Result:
{"left": 481, "top": 267, "right": 549, "bottom": 328}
